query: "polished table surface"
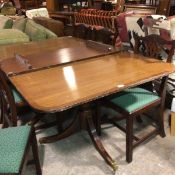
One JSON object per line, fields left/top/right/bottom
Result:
{"left": 9, "top": 52, "right": 175, "bottom": 113}
{"left": 1, "top": 37, "right": 117, "bottom": 76}
{"left": 0, "top": 36, "right": 117, "bottom": 60}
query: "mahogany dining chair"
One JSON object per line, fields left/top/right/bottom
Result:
{"left": 0, "top": 68, "right": 42, "bottom": 175}
{"left": 102, "top": 34, "right": 175, "bottom": 163}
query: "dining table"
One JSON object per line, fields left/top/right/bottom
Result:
{"left": 1, "top": 36, "right": 175, "bottom": 171}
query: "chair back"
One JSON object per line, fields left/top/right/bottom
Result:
{"left": 133, "top": 33, "right": 175, "bottom": 100}
{"left": 134, "top": 33, "right": 174, "bottom": 63}
{"left": 0, "top": 68, "right": 17, "bottom": 128}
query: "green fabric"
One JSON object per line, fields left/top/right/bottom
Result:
{"left": 12, "top": 88, "right": 24, "bottom": 104}
{"left": 35, "top": 24, "right": 57, "bottom": 39}
{"left": 0, "top": 126, "right": 31, "bottom": 173}
{"left": 0, "top": 15, "right": 13, "bottom": 29}
{"left": 110, "top": 87, "right": 160, "bottom": 114}
{"left": 0, "top": 29, "right": 29, "bottom": 45}
{"left": 12, "top": 18, "right": 27, "bottom": 32}
{"left": 3, "top": 18, "right": 13, "bottom": 29}
{"left": 25, "top": 19, "right": 47, "bottom": 41}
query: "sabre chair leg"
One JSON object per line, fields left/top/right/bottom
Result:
{"left": 31, "top": 129, "right": 42, "bottom": 175}
{"left": 126, "top": 115, "right": 134, "bottom": 163}
{"left": 136, "top": 115, "right": 143, "bottom": 123}
{"left": 158, "top": 107, "right": 166, "bottom": 137}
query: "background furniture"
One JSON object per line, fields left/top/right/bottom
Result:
{"left": 49, "top": 11, "right": 75, "bottom": 25}
{"left": 0, "top": 1, "right": 17, "bottom": 15}
{"left": 20, "top": 0, "right": 43, "bottom": 9}
{"left": 124, "top": 0, "right": 171, "bottom": 16}
{"left": 33, "top": 16, "right": 64, "bottom": 36}
{"left": 0, "top": 15, "right": 58, "bottom": 45}
{"left": 26, "top": 8, "right": 64, "bottom": 36}
{"left": 124, "top": 4, "right": 157, "bottom": 14}
{"left": 46, "top": 0, "right": 91, "bottom": 12}
{"left": 156, "top": 0, "right": 171, "bottom": 16}
{"left": 73, "top": 9, "right": 119, "bottom": 46}
{"left": 26, "top": 7, "right": 49, "bottom": 18}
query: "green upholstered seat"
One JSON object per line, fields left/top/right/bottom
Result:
{"left": 12, "top": 88, "right": 24, "bottom": 104}
{"left": 0, "top": 29, "right": 29, "bottom": 45}
{"left": 0, "top": 126, "right": 31, "bottom": 173}
{"left": 110, "top": 87, "right": 160, "bottom": 114}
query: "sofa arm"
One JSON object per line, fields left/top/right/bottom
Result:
{"left": 33, "top": 17, "right": 64, "bottom": 37}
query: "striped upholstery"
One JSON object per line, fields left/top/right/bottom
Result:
{"left": 74, "top": 9, "right": 118, "bottom": 32}
{"left": 74, "top": 9, "right": 120, "bottom": 47}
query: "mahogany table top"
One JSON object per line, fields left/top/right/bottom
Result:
{"left": 0, "top": 37, "right": 117, "bottom": 76}
{"left": 9, "top": 52, "right": 175, "bottom": 113}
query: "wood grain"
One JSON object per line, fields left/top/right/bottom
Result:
{"left": 0, "top": 37, "right": 109, "bottom": 61}
{"left": 171, "top": 112, "right": 175, "bottom": 136}
{"left": 9, "top": 52, "right": 175, "bottom": 113}
{"left": 124, "top": 4, "right": 157, "bottom": 14}
{"left": 0, "top": 37, "right": 117, "bottom": 75}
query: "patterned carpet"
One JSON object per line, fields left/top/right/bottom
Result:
{"left": 26, "top": 111, "right": 175, "bottom": 175}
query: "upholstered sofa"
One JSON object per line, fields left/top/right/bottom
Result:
{"left": 33, "top": 16, "right": 64, "bottom": 37}
{"left": 26, "top": 8, "right": 64, "bottom": 37}
{"left": 0, "top": 15, "right": 57, "bottom": 45}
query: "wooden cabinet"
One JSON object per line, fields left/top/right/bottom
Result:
{"left": 157, "top": 0, "right": 171, "bottom": 16}
{"left": 46, "top": 0, "right": 59, "bottom": 11}
{"left": 46, "top": 0, "right": 95, "bottom": 12}
{"left": 18, "top": 0, "right": 46, "bottom": 9}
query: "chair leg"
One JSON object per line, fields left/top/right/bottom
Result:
{"left": 31, "top": 129, "right": 42, "bottom": 175}
{"left": 158, "top": 107, "right": 166, "bottom": 137}
{"left": 126, "top": 116, "right": 133, "bottom": 163}
{"left": 28, "top": 113, "right": 44, "bottom": 130}
{"left": 136, "top": 115, "right": 143, "bottom": 123}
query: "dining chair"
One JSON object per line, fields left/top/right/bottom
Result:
{"left": 102, "top": 34, "right": 175, "bottom": 163}
{"left": 0, "top": 64, "right": 65, "bottom": 136}
{"left": 0, "top": 68, "right": 42, "bottom": 175}
{"left": 1, "top": 70, "right": 35, "bottom": 124}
